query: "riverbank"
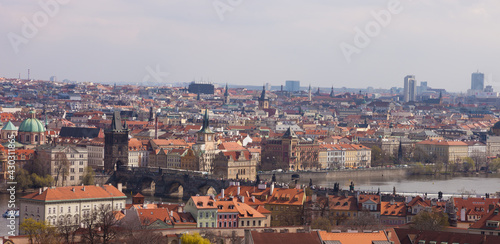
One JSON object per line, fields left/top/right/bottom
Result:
{"left": 258, "top": 167, "right": 409, "bottom": 184}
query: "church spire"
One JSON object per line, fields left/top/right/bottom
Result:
{"left": 330, "top": 86, "right": 335, "bottom": 97}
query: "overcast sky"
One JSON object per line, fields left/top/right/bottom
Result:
{"left": 1, "top": 0, "right": 499, "bottom": 92}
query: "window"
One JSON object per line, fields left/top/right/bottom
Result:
{"left": 205, "top": 223, "right": 208, "bottom": 228}
{"left": 61, "top": 207, "right": 63, "bottom": 213}
{"left": 76, "top": 206, "right": 78, "bottom": 212}
{"left": 241, "top": 221, "right": 244, "bottom": 226}
{"left": 70, "top": 176, "right": 74, "bottom": 180}
{"left": 206, "top": 212, "right": 209, "bottom": 218}
{"left": 68, "top": 207, "right": 71, "bottom": 213}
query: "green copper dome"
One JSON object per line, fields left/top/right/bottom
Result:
{"left": 18, "top": 111, "right": 45, "bottom": 133}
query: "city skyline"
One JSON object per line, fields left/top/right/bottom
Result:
{"left": 1, "top": 1, "right": 499, "bottom": 92}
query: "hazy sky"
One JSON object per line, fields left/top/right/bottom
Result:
{"left": 1, "top": 0, "right": 499, "bottom": 92}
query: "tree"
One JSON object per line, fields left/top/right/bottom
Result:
{"left": 57, "top": 217, "right": 78, "bottom": 244}
{"left": 311, "top": 217, "right": 332, "bottom": 231}
{"left": 412, "top": 210, "right": 449, "bottom": 231}
{"left": 81, "top": 167, "right": 96, "bottom": 185}
{"left": 81, "top": 204, "right": 120, "bottom": 244}
{"left": 54, "top": 152, "right": 70, "bottom": 186}
{"left": 463, "top": 157, "right": 475, "bottom": 173}
{"left": 180, "top": 232, "right": 211, "bottom": 244}
{"left": 118, "top": 214, "right": 165, "bottom": 244}
{"left": 20, "top": 218, "right": 60, "bottom": 244}
{"left": 16, "top": 168, "right": 33, "bottom": 192}
{"left": 31, "top": 173, "right": 53, "bottom": 188}
{"left": 489, "top": 158, "right": 500, "bottom": 172}
{"left": 342, "top": 211, "right": 382, "bottom": 231}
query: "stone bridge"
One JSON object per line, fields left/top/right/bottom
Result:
{"left": 107, "top": 167, "right": 244, "bottom": 199}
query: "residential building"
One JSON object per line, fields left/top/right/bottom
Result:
{"left": 380, "top": 201, "right": 407, "bottom": 226}
{"left": 328, "top": 195, "right": 358, "bottom": 225}
{"left": 185, "top": 196, "right": 218, "bottom": 228}
{"left": 452, "top": 197, "right": 500, "bottom": 228}
{"left": 37, "top": 144, "right": 88, "bottom": 186}
{"left": 19, "top": 185, "right": 126, "bottom": 231}
{"left": 416, "top": 140, "right": 468, "bottom": 163}
{"left": 265, "top": 188, "right": 306, "bottom": 226}
{"left": 469, "top": 207, "right": 500, "bottom": 236}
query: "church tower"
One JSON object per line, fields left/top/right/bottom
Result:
{"left": 223, "top": 83, "right": 230, "bottom": 104}
{"left": 193, "top": 110, "right": 216, "bottom": 172}
{"left": 258, "top": 85, "right": 269, "bottom": 110}
{"left": 330, "top": 86, "right": 335, "bottom": 98}
{"left": 104, "top": 111, "right": 129, "bottom": 172}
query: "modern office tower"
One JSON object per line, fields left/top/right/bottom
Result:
{"left": 471, "top": 71, "right": 484, "bottom": 91}
{"left": 188, "top": 82, "right": 215, "bottom": 94}
{"left": 404, "top": 75, "right": 417, "bottom": 102}
{"left": 285, "top": 80, "right": 300, "bottom": 93}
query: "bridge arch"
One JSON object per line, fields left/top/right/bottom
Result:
{"left": 139, "top": 177, "right": 156, "bottom": 194}
{"left": 198, "top": 184, "right": 217, "bottom": 196}
{"left": 164, "top": 181, "right": 184, "bottom": 199}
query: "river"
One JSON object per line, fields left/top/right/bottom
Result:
{"left": 313, "top": 173, "right": 500, "bottom": 197}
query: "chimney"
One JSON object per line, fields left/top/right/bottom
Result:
{"left": 72, "top": 188, "right": 75, "bottom": 192}
{"left": 170, "top": 210, "right": 173, "bottom": 217}
{"left": 237, "top": 186, "right": 240, "bottom": 196}
{"left": 270, "top": 183, "right": 274, "bottom": 195}
{"left": 43, "top": 187, "right": 48, "bottom": 191}
{"left": 241, "top": 196, "right": 244, "bottom": 203}
{"left": 222, "top": 189, "right": 225, "bottom": 198}
{"left": 118, "top": 183, "right": 123, "bottom": 193}
{"left": 178, "top": 206, "right": 183, "bottom": 213}
{"left": 82, "top": 186, "right": 85, "bottom": 191}
{"left": 252, "top": 196, "right": 256, "bottom": 203}
{"left": 96, "top": 184, "right": 99, "bottom": 187}
{"left": 39, "top": 188, "right": 42, "bottom": 195}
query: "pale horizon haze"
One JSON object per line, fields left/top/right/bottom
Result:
{"left": 1, "top": 0, "right": 499, "bottom": 92}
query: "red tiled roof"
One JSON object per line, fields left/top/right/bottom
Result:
{"left": 20, "top": 185, "right": 125, "bottom": 202}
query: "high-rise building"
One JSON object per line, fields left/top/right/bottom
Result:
{"left": 285, "top": 80, "right": 300, "bottom": 93}
{"left": 404, "top": 75, "right": 417, "bottom": 102}
{"left": 471, "top": 71, "right": 484, "bottom": 91}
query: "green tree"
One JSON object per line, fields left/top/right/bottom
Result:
{"left": 81, "top": 167, "right": 96, "bottom": 185}
{"left": 16, "top": 168, "right": 33, "bottom": 192}
{"left": 463, "top": 157, "right": 475, "bottom": 173}
{"left": 412, "top": 210, "right": 449, "bottom": 231}
{"left": 31, "top": 173, "right": 53, "bottom": 188}
{"left": 20, "top": 218, "right": 59, "bottom": 244}
{"left": 489, "top": 158, "right": 500, "bottom": 172}
{"left": 180, "top": 233, "right": 211, "bottom": 244}
{"left": 311, "top": 217, "right": 332, "bottom": 231}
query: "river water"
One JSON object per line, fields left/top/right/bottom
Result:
{"left": 0, "top": 174, "right": 499, "bottom": 236}
{"left": 314, "top": 173, "right": 500, "bottom": 197}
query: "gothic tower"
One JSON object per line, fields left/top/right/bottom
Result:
{"left": 223, "top": 83, "right": 230, "bottom": 104}
{"left": 258, "top": 85, "right": 269, "bottom": 110}
{"left": 104, "top": 111, "right": 129, "bottom": 172}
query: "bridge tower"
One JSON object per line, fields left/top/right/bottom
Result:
{"left": 104, "top": 111, "right": 129, "bottom": 172}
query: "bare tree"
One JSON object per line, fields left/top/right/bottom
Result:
{"left": 228, "top": 230, "right": 243, "bottom": 244}
{"left": 54, "top": 152, "right": 70, "bottom": 186}
{"left": 342, "top": 210, "right": 382, "bottom": 231}
{"left": 81, "top": 204, "right": 120, "bottom": 244}
{"left": 57, "top": 217, "right": 78, "bottom": 244}
{"left": 119, "top": 216, "right": 165, "bottom": 244}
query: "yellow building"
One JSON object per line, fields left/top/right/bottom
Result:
{"left": 416, "top": 140, "right": 468, "bottom": 163}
